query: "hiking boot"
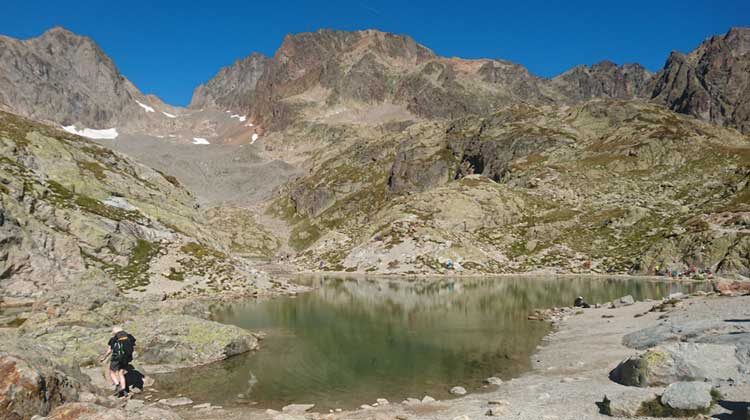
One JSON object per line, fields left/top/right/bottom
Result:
{"left": 116, "top": 389, "right": 129, "bottom": 398}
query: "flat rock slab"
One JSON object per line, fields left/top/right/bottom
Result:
{"left": 281, "top": 403, "right": 315, "bottom": 414}
{"left": 159, "top": 397, "right": 193, "bottom": 407}
{"left": 661, "top": 381, "right": 714, "bottom": 410}
{"left": 601, "top": 389, "right": 659, "bottom": 417}
{"left": 125, "top": 399, "right": 145, "bottom": 411}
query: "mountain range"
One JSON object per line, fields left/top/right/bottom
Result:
{"left": 2, "top": 27, "right": 749, "bottom": 135}
{"left": 0, "top": 25, "right": 749, "bottom": 283}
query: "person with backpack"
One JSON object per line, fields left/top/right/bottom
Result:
{"left": 98, "top": 326, "right": 136, "bottom": 397}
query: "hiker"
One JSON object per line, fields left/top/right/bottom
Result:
{"left": 99, "top": 326, "right": 136, "bottom": 397}
{"left": 574, "top": 296, "right": 591, "bottom": 308}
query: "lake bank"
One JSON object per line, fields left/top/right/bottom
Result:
{"left": 171, "top": 292, "right": 749, "bottom": 420}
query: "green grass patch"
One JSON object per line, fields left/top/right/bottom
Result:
{"left": 45, "top": 180, "right": 145, "bottom": 223}
{"left": 110, "top": 240, "right": 161, "bottom": 290}
{"left": 74, "top": 195, "right": 143, "bottom": 222}
{"left": 77, "top": 161, "right": 107, "bottom": 181}
{"left": 180, "top": 242, "right": 226, "bottom": 259}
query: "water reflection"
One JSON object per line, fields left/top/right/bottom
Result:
{"left": 156, "top": 276, "right": 701, "bottom": 410}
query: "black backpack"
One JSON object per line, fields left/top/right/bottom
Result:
{"left": 112, "top": 331, "right": 135, "bottom": 363}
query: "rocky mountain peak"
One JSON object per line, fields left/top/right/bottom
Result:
{"left": 721, "top": 26, "right": 750, "bottom": 55}
{"left": 189, "top": 52, "right": 270, "bottom": 111}
{"left": 0, "top": 27, "right": 144, "bottom": 129}
{"left": 30, "top": 26, "right": 118, "bottom": 74}
{"left": 650, "top": 26, "right": 750, "bottom": 133}
{"left": 275, "top": 29, "right": 435, "bottom": 65}
{"left": 550, "top": 60, "right": 653, "bottom": 102}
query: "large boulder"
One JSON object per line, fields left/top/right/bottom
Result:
{"left": 0, "top": 352, "right": 83, "bottom": 420}
{"left": 660, "top": 381, "right": 715, "bottom": 411}
{"left": 24, "top": 314, "right": 260, "bottom": 373}
{"left": 610, "top": 342, "right": 741, "bottom": 387}
{"left": 125, "top": 314, "right": 259, "bottom": 371}
{"left": 597, "top": 390, "right": 659, "bottom": 418}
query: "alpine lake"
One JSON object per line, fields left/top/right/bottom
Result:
{"left": 154, "top": 275, "right": 705, "bottom": 411}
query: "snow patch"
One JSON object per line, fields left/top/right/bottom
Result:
{"left": 136, "top": 100, "right": 155, "bottom": 113}
{"left": 162, "top": 111, "right": 177, "bottom": 118}
{"left": 251, "top": 133, "right": 259, "bottom": 144}
{"left": 62, "top": 125, "right": 119, "bottom": 140}
{"left": 230, "top": 114, "right": 247, "bottom": 122}
{"left": 192, "top": 137, "right": 210, "bottom": 145}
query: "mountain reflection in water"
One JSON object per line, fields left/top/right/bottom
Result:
{"left": 155, "top": 276, "right": 702, "bottom": 410}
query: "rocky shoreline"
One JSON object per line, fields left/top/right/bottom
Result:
{"left": 12, "top": 279, "right": 746, "bottom": 420}
{"left": 227, "top": 290, "right": 745, "bottom": 420}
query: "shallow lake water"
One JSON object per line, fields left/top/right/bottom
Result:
{"left": 155, "top": 276, "right": 703, "bottom": 410}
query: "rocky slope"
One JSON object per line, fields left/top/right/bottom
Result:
{"left": 649, "top": 27, "right": 750, "bottom": 134}
{"left": 0, "top": 110, "right": 279, "bottom": 305}
{"left": 0, "top": 110, "right": 305, "bottom": 418}
{"left": 266, "top": 100, "right": 750, "bottom": 277}
{"left": 190, "top": 53, "right": 270, "bottom": 113}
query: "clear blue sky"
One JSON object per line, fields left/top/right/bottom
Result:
{"left": 2, "top": 0, "right": 747, "bottom": 106}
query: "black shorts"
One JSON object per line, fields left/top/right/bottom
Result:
{"left": 110, "top": 359, "right": 129, "bottom": 371}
